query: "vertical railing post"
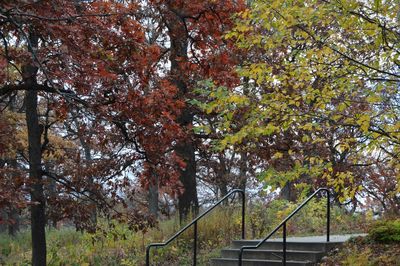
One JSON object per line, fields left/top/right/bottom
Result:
{"left": 283, "top": 222, "right": 287, "bottom": 266}
{"left": 146, "top": 246, "right": 150, "bottom": 266}
{"left": 241, "top": 191, "right": 245, "bottom": 239}
{"left": 326, "top": 190, "right": 330, "bottom": 242}
{"left": 193, "top": 221, "right": 197, "bottom": 266}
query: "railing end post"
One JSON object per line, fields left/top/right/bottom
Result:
{"left": 241, "top": 190, "right": 245, "bottom": 239}
{"left": 193, "top": 221, "right": 198, "bottom": 266}
{"left": 145, "top": 245, "right": 151, "bottom": 266}
{"left": 283, "top": 222, "right": 287, "bottom": 266}
{"left": 326, "top": 189, "right": 330, "bottom": 242}
{"left": 238, "top": 248, "right": 243, "bottom": 266}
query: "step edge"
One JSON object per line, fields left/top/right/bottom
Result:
{"left": 232, "top": 240, "right": 345, "bottom": 243}
{"left": 220, "top": 248, "right": 325, "bottom": 254}
{"left": 210, "top": 258, "right": 314, "bottom": 263}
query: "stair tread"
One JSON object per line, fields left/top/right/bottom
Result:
{"left": 233, "top": 239, "right": 338, "bottom": 244}
{"left": 211, "top": 236, "right": 362, "bottom": 265}
{"left": 211, "top": 258, "right": 313, "bottom": 263}
{"left": 221, "top": 248, "right": 325, "bottom": 254}
{"left": 233, "top": 234, "right": 365, "bottom": 243}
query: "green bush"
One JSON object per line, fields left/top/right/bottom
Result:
{"left": 320, "top": 235, "right": 400, "bottom": 266}
{"left": 368, "top": 219, "right": 400, "bottom": 243}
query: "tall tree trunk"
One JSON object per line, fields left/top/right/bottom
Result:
{"left": 26, "top": 88, "right": 46, "bottom": 266}
{"left": 175, "top": 142, "right": 198, "bottom": 222}
{"left": 238, "top": 82, "right": 250, "bottom": 201}
{"left": 79, "top": 136, "right": 97, "bottom": 229}
{"left": 218, "top": 183, "right": 229, "bottom": 199}
{"left": 8, "top": 95, "right": 20, "bottom": 236}
{"left": 281, "top": 181, "right": 295, "bottom": 202}
{"left": 8, "top": 158, "right": 20, "bottom": 236}
{"left": 46, "top": 169, "right": 58, "bottom": 228}
{"left": 148, "top": 171, "right": 159, "bottom": 218}
{"left": 238, "top": 152, "right": 248, "bottom": 202}
{"left": 166, "top": 9, "right": 199, "bottom": 223}
{"left": 0, "top": 209, "right": 7, "bottom": 233}
{"left": 24, "top": 33, "right": 46, "bottom": 266}
{"left": 8, "top": 207, "right": 20, "bottom": 236}
{"left": 216, "top": 155, "right": 228, "bottom": 201}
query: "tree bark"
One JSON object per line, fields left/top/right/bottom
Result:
{"left": 8, "top": 207, "right": 20, "bottom": 236}
{"left": 216, "top": 155, "right": 229, "bottom": 202}
{"left": 281, "top": 181, "right": 296, "bottom": 202}
{"left": 0, "top": 209, "right": 8, "bottom": 233}
{"left": 26, "top": 89, "right": 46, "bottom": 266}
{"left": 79, "top": 136, "right": 97, "bottom": 229}
{"left": 46, "top": 169, "right": 58, "bottom": 228}
{"left": 238, "top": 152, "right": 248, "bottom": 202}
{"left": 176, "top": 141, "right": 198, "bottom": 222}
{"left": 8, "top": 96, "right": 20, "bottom": 236}
{"left": 24, "top": 32, "right": 46, "bottom": 266}
{"left": 148, "top": 171, "right": 159, "bottom": 218}
{"left": 166, "top": 8, "right": 199, "bottom": 222}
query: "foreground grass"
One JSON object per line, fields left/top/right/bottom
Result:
{"left": 320, "top": 218, "right": 400, "bottom": 266}
{"left": 0, "top": 208, "right": 242, "bottom": 266}
{"left": 0, "top": 199, "right": 369, "bottom": 265}
{"left": 320, "top": 236, "right": 400, "bottom": 266}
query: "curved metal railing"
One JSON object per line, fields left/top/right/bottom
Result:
{"left": 146, "top": 189, "right": 245, "bottom": 266}
{"left": 238, "top": 188, "right": 330, "bottom": 266}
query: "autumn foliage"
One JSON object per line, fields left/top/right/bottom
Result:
{"left": 1, "top": 1, "right": 399, "bottom": 266}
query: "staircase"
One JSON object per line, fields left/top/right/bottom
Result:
{"left": 146, "top": 188, "right": 362, "bottom": 266}
{"left": 210, "top": 235, "right": 360, "bottom": 266}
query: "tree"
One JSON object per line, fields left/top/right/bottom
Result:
{"left": 197, "top": 0, "right": 399, "bottom": 206}
{"left": 1, "top": 1, "right": 184, "bottom": 264}
{"left": 141, "top": 0, "right": 246, "bottom": 221}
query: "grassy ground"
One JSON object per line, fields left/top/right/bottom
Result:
{"left": 319, "top": 219, "right": 400, "bottom": 266}
{"left": 319, "top": 236, "right": 400, "bottom": 266}
{"left": 0, "top": 199, "right": 369, "bottom": 265}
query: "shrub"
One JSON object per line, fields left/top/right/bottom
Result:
{"left": 368, "top": 219, "right": 400, "bottom": 243}
{"left": 320, "top": 235, "right": 400, "bottom": 266}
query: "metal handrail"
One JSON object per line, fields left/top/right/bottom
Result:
{"left": 238, "top": 188, "right": 330, "bottom": 266}
{"left": 146, "top": 189, "right": 245, "bottom": 266}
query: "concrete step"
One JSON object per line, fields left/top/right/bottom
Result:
{"left": 210, "top": 235, "right": 366, "bottom": 266}
{"left": 210, "top": 258, "right": 314, "bottom": 266}
{"left": 231, "top": 240, "right": 339, "bottom": 252}
{"left": 220, "top": 248, "right": 325, "bottom": 262}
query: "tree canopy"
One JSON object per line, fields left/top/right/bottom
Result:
{"left": 196, "top": 0, "right": 399, "bottom": 205}
{"left": 0, "top": 0, "right": 399, "bottom": 265}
